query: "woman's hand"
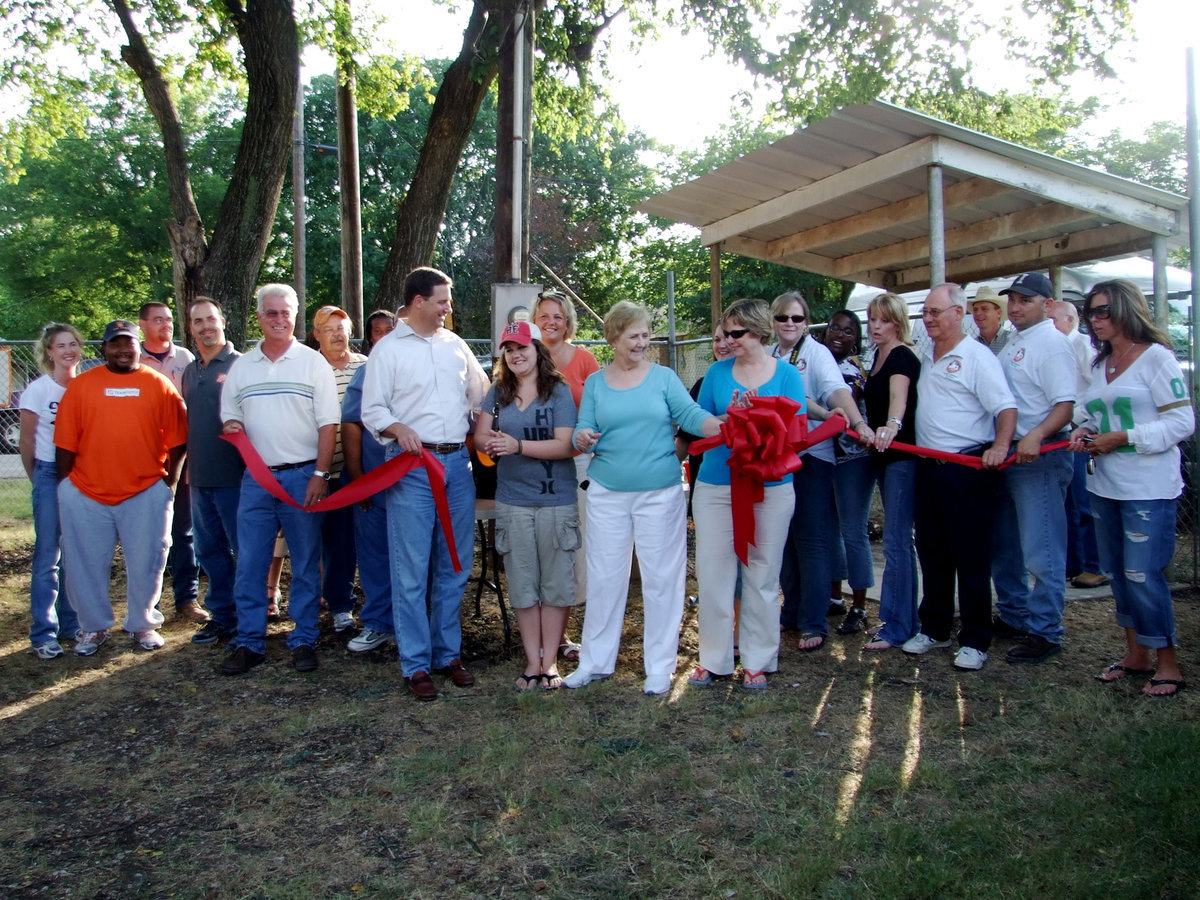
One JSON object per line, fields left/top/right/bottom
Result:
{"left": 1067, "top": 427, "right": 1097, "bottom": 452}
{"left": 872, "top": 423, "right": 897, "bottom": 451}
{"left": 484, "top": 429, "right": 519, "bottom": 458}
{"left": 575, "top": 428, "right": 600, "bottom": 453}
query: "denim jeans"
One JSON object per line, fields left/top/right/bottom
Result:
{"left": 321, "top": 472, "right": 357, "bottom": 614}
{"left": 780, "top": 455, "right": 836, "bottom": 634}
{"left": 167, "top": 465, "right": 199, "bottom": 608}
{"left": 992, "top": 449, "right": 1072, "bottom": 642}
{"left": 191, "top": 484, "right": 241, "bottom": 629}
{"left": 29, "top": 460, "right": 79, "bottom": 646}
{"left": 385, "top": 445, "right": 475, "bottom": 677}
{"left": 914, "top": 460, "right": 1001, "bottom": 651}
{"left": 355, "top": 485, "right": 395, "bottom": 634}
{"left": 832, "top": 454, "right": 876, "bottom": 590}
{"left": 230, "top": 468, "right": 325, "bottom": 654}
{"left": 1066, "top": 451, "right": 1100, "bottom": 575}
{"left": 873, "top": 459, "right": 919, "bottom": 646}
{"left": 1092, "top": 495, "right": 1178, "bottom": 649}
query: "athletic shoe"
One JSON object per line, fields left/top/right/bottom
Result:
{"left": 643, "top": 674, "right": 671, "bottom": 695}
{"left": 192, "top": 620, "right": 237, "bottom": 645}
{"left": 133, "top": 630, "right": 165, "bottom": 651}
{"left": 74, "top": 631, "right": 108, "bottom": 656}
{"left": 292, "top": 644, "right": 319, "bottom": 672}
{"left": 333, "top": 611, "right": 356, "bottom": 632}
{"left": 33, "top": 640, "right": 65, "bottom": 660}
{"left": 836, "top": 607, "right": 869, "bottom": 635}
{"left": 827, "top": 599, "right": 846, "bottom": 617}
{"left": 954, "top": 647, "right": 987, "bottom": 671}
{"left": 221, "top": 646, "right": 265, "bottom": 675}
{"left": 562, "top": 669, "right": 609, "bottom": 689}
{"left": 1005, "top": 634, "right": 1063, "bottom": 664}
{"left": 347, "top": 628, "right": 394, "bottom": 652}
{"left": 901, "top": 633, "right": 953, "bottom": 655}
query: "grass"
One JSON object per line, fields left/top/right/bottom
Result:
{"left": 0, "top": 537, "right": 1198, "bottom": 899}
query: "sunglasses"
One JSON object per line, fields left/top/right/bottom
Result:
{"left": 1085, "top": 305, "right": 1111, "bottom": 320}
{"left": 724, "top": 328, "right": 750, "bottom": 340}
{"left": 774, "top": 314, "right": 806, "bottom": 324}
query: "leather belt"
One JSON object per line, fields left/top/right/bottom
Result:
{"left": 420, "top": 442, "right": 465, "bottom": 454}
{"left": 268, "top": 459, "right": 316, "bottom": 471}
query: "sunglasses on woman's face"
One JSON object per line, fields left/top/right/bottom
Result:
{"left": 774, "top": 314, "right": 806, "bottom": 324}
{"left": 1085, "top": 305, "right": 1111, "bottom": 320}
{"left": 723, "top": 328, "right": 750, "bottom": 340}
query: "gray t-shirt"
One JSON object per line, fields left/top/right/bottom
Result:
{"left": 482, "top": 381, "right": 577, "bottom": 507}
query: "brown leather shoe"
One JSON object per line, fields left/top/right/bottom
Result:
{"left": 178, "top": 601, "right": 212, "bottom": 624}
{"left": 405, "top": 670, "right": 438, "bottom": 701}
{"left": 1071, "top": 572, "right": 1110, "bottom": 589}
{"left": 435, "top": 659, "right": 475, "bottom": 687}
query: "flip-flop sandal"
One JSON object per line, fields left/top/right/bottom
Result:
{"left": 687, "top": 666, "right": 713, "bottom": 686}
{"left": 1143, "top": 677, "right": 1185, "bottom": 698}
{"left": 540, "top": 673, "right": 563, "bottom": 690}
{"left": 863, "top": 637, "right": 894, "bottom": 651}
{"left": 559, "top": 641, "right": 581, "bottom": 661}
{"left": 514, "top": 673, "right": 541, "bottom": 692}
{"left": 742, "top": 670, "right": 768, "bottom": 690}
{"left": 1095, "top": 662, "right": 1155, "bottom": 683}
{"left": 798, "top": 633, "right": 826, "bottom": 652}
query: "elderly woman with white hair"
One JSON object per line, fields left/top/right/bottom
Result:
{"left": 564, "top": 301, "right": 722, "bottom": 695}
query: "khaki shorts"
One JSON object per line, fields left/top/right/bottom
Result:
{"left": 494, "top": 501, "right": 580, "bottom": 609}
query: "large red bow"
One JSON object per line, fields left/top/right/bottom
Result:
{"left": 222, "top": 430, "right": 462, "bottom": 573}
{"left": 690, "top": 396, "right": 845, "bottom": 565}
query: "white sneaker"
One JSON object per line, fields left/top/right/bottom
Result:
{"left": 954, "top": 647, "right": 987, "bottom": 671}
{"left": 333, "top": 612, "right": 356, "bottom": 632}
{"left": 74, "top": 631, "right": 108, "bottom": 656}
{"left": 563, "top": 669, "right": 608, "bottom": 689}
{"left": 901, "top": 633, "right": 953, "bottom": 655}
{"left": 643, "top": 674, "right": 672, "bottom": 695}
{"left": 347, "top": 628, "right": 393, "bottom": 652}
{"left": 33, "top": 640, "right": 65, "bottom": 660}
{"left": 134, "top": 629, "right": 165, "bottom": 651}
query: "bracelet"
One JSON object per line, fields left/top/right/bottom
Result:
{"left": 853, "top": 420, "right": 869, "bottom": 431}
{"left": 887, "top": 417, "right": 903, "bottom": 428}
{"left": 517, "top": 439, "right": 523, "bottom": 455}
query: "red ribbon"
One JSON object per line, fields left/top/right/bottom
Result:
{"left": 221, "top": 430, "right": 462, "bottom": 573}
{"left": 690, "top": 396, "right": 845, "bottom": 565}
{"left": 887, "top": 439, "right": 1071, "bottom": 470}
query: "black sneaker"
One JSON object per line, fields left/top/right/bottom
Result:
{"left": 1006, "top": 634, "right": 1062, "bottom": 664}
{"left": 836, "top": 606, "right": 869, "bottom": 635}
{"left": 192, "top": 619, "right": 236, "bottom": 645}
{"left": 991, "top": 615, "right": 1028, "bottom": 640}
{"left": 220, "top": 646, "right": 265, "bottom": 675}
{"left": 292, "top": 644, "right": 319, "bottom": 673}
{"left": 827, "top": 600, "right": 847, "bottom": 617}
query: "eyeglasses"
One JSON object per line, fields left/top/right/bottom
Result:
{"left": 724, "top": 328, "right": 750, "bottom": 340}
{"left": 1085, "top": 305, "right": 1111, "bottom": 320}
{"left": 921, "top": 306, "right": 956, "bottom": 318}
{"left": 774, "top": 314, "right": 806, "bottom": 324}
{"left": 826, "top": 324, "right": 856, "bottom": 337}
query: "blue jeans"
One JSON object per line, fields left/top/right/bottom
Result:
{"left": 167, "top": 464, "right": 199, "bottom": 608}
{"left": 29, "top": 460, "right": 79, "bottom": 646}
{"left": 832, "top": 454, "right": 876, "bottom": 590}
{"left": 780, "top": 455, "right": 836, "bottom": 634}
{"left": 385, "top": 445, "right": 475, "bottom": 676}
{"left": 321, "top": 472, "right": 357, "bottom": 614}
{"left": 1066, "top": 451, "right": 1100, "bottom": 575}
{"left": 355, "top": 486, "right": 395, "bottom": 634}
{"left": 873, "top": 459, "right": 918, "bottom": 646}
{"left": 1092, "top": 495, "right": 1178, "bottom": 649}
{"left": 231, "top": 468, "right": 324, "bottom": 654}
{"left": 992, "top": 449, "right": 1072, "bottom": 642}
{"left": 191, "top": 485, "right": 241, "bottom": 629}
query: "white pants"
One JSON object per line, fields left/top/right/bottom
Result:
{"left": 694, "top": 481, "right": 793, "bottom": 675}
{"left": 573, "top": 453, "right": 591, "bottom": 603}
{"left": 577, "top": 481, "right": 687, "bottom": 677}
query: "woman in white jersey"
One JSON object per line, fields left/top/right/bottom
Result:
{"left": 1069, "top": 279, "right": 1194, "bottom": 697}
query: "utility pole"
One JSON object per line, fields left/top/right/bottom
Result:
{"left": 336, "top": 0, "right": 364, "bottom": 335}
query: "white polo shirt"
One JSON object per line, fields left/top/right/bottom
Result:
{"left": 360, "top": 322, "right": 489, "bottom": 446}
{"left": 220, "top": 339, "right": 341, "bottom": 467}
{"left": 769, "top": 335, "right": 846, "bottom": 464}
{"left": 998, "top": 318, "right": 1077, "bottom": 438}
{"left": 916, "top": 334, "right": 1016, "bottom": 452}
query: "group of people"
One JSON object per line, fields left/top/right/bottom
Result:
{"left": 20, "top": 268, "right": 1192, "bottom": 700}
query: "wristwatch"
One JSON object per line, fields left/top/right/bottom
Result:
{"left": 313, "top": 469, "right": 332, "bottom": 481}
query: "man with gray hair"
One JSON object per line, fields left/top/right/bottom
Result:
{"left": 219, "top": 284, "right": 340, "bottom": 675}
{"left": 902, "top": 283, "right": 1017, "bottom": 672}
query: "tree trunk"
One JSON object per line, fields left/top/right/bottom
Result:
{"left": 374, "top": 0, "right": 500, "bottom": 310}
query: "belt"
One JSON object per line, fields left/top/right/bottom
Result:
{"left": 420, "top": 442, "right": 465, "bottom": 454}
{"left": 268, "top": 459, "right": 316, "bottom": 471}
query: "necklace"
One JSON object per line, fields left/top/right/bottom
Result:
{"left": 1107, "top": 341, "right": 1136, "bottom": 375}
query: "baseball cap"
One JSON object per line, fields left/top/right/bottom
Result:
{"left": 102, "top": 319, "right": 139, "bottom": 342}
{"left": 1000, "top": 273, "right": 1053, "bottom": 299}
{"left": 312, "top": 305, "right": 350, "bottom": 331}
{"left": 500, "top": 321, "right": 542, "bottom": 347}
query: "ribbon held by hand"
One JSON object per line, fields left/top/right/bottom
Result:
{"left": 222, "top": 429, "right": 462, "bottom": 573}
{"left": 691, "top": 396, "right": 846, "bottom": 565}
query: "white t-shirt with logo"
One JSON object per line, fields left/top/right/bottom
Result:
{"left": 18, "top": 374, "right": 67, "bottom": 462}
{"left": 916, "top": 335, "right": 1015, "bottom": 453}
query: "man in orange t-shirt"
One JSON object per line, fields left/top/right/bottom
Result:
{"left": 54, "top": 319, "right": 188, "bottom": 657}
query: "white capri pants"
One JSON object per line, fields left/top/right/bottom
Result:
{"left": 575, "top": 481, "right": 688, "bottom": 678}
{"left": 693, "top": 481, "right": 794, "bottom": 675}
